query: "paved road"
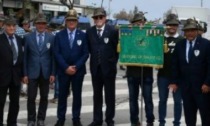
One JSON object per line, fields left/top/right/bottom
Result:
{"left": 3, "top": 66, "right": 201, "bottom": 126}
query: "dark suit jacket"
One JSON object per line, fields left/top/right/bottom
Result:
{"left": 171, "top": 36, "right": 210, "bottom": 93}
{"left": 0, "top": 33, "right": 23, "bottom": 87}
{"left": 23, "top": 32, "right": 55, "bottom": 79}
{"left": 54, "top": 28, "right": 89, "bottom": 77}
{"left": 86, "top": 24, "right": 118, "bottom": 77}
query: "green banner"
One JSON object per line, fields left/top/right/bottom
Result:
{"left": 119, "top": 25, "right": 164, "bottom": 68}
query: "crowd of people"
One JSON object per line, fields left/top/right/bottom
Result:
{"left": 0, "top": 6, "right": 210, "bottom": 126}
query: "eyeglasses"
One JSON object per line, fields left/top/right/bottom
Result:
{"left": 93, "top": 16, "right": 104, "bottom": 20}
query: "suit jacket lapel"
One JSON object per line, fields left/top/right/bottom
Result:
{"left": 63, "top": 29, "right": 71, "bottom": 50}
{"left": 73, "top": 30, "right": 79, "bottom": 48}
{"left": 183, "top": 40, "right": 188, "bottom": 64}
{"left": 41, "top": 32, "right": 49, "bottom": 53}
{"left": 2, "top": 33, "right": 13, "bottom": 52}
{"left": 15, "top": 35, "right": 23, "bottom": 64}
{"left": 191, "top": 37, "right": 201, "bottom": 61}
{"left": 31, "top": 32, "right": 40, "bottom": 53}
{"left": 102, "top": 24, "right": 108, "bottom": 38}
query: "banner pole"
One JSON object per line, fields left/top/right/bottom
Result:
{"left": 140, "top": 67, "right": 144, "bottom": 125}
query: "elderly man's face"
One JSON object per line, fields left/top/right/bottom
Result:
{"left": 184, "top": 29, "right": 198, "bottom": 41}
{"left": 93, "top": 15, "right": 106, "bottom": 28}
{"left": 4, "top": 24, "right": 16, "bottom": 36}
{"left": 66, "top": 19, "right": 78, "bottom": 31}
{"left": 35, "top": 22, "right": 47, "bottom": 33}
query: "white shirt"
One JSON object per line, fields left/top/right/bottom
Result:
{"left": 186, "top": 39, "right": 196, "bottom": 63}
{"left": 36, "top": 31, "right": 45, "bottom": 45}
{"left": 96, "top": 25, "right": 105, "bottom": 36}
{"left": 5, "top": 33, "right": 18, "bottom": 64}
{"left": 67, "top": 28, "right": 76, "bottom": 41}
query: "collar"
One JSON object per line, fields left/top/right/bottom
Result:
{"left": 36, "top": 31, "right": 45, "bottom": 36}
{"left": 96, "top": 24, "right": 105, "bottom": 31}
{"left": 4, "top": 32, "right": 15, "bottom": 39}
{"left": 187, "top": 38, "right": 197, "bottom": 46}
{"left": 164, "top": 32, "right": 179, "bottom": 38}
{"left": 67, "top": 28, "right": 77, "bottom": 35}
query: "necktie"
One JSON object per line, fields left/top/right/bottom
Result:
{"left": 188, "top": 42, "right": 193, "bottom": 62}
{"left": 69, "top": 32, "right": 74, "bottom": 48}
{"left": 38, "top": 33, "right": 43, "bottom": 51}
{"left": 9, "top": 36, "right": 18, "bottom": 64}
{"left": 97, "top": 29, "right": 102, "bottom": 38}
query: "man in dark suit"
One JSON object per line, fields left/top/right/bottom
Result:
{"left": 23, "top": 14, "right": 55, "bottom": 126}
{"left": 54, "top": 9, "right": 89, "bottom": 126}
{"left": 0, "top": 17, "right": 23, "bottom": 126}
{"left": 86, "top": 8, "right": 118, "bottom": 126}
{"left": 170, "top": 18, "right": 210, "bottom": 126}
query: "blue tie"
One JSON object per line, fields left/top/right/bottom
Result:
{"left": 38, "top": 33, "right": 43, "bottom": 51}
{"left": 188, "top": 42, "right": 193, "bottom": 62}
{"left": 9, "top": 36, "right": 18, "bottom": 64}
{"left": 69, "top": 32, "right": 74, "bottom": 48}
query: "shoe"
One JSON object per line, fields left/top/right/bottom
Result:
{"left": 37, "top": 120, "right": 45, "bottom": 126}
{"left": 146, "top": 123, "right": 154, "bottom": 126}
{"left": 107, "top": 122, "right": 114, "bottom": 126}
{"left": 73, "top": 120, "right": 83, "bottom": 126}
{"left": 50, "top": 98, "right": 58, "bottom": 103}
{"left": 131, "top": 122, "right": 141, "bottom": 126}
{"left": 54, "top": 120, "right": 64, "bottom": 126}
{"left": 27, "top": 121, "right": 35, "bottom": 126}
{"left": 7, "top": 124, "right": 17, "bottom": 126}
{"left": 88, "top": 121, "right": 102, "bottom": 126}
{"left": 120, "top": 66, "right": 126, "bottom": 70}
{"left": 159, "top": 123, "right": 165, "bottom": 126}
{"left": 20, "top": 90, "right": 27, "bottom": 97}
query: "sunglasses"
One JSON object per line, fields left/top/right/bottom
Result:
{"left": 36, "top": 22, "right": 47, "bottom": 25}
{"left": 66, "top": 19, "right": 77, "bottom": 22}
{"left": 93, "top": 16, "right": 104, "bottom": 20}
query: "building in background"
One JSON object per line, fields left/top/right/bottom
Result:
{"left": 0, "top": 0, "right": 95, "bottom": 26}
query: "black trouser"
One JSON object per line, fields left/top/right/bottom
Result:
{"left": 91, "top": 66, "right": 116, "bottom": 124}
{"left": 0, "top": 83, "right": 20, "bottom": 125}
{"left": 182, "top": 89, "right": 210, "bottom": 126}
{"left": 27, "top": 75, "right": 49, "bottom": 121}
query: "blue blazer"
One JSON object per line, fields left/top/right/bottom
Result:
{"left": 54, "top": 28, "right": 89, "bottom": 77}
{"left": 86, "top": 24, "right": 119, "bottom": 77}
{"left": 23, "top": 31, "right": 55, "bottom": 79}
{"left": 171, "top": 36, "right": 210, "bottom": 93}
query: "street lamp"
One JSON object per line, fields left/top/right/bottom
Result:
{"left": 201, "top": 0, "right": 203, "bottom": 7}
{"left": 108, "top": 0, "right": 111, "bottom": 19}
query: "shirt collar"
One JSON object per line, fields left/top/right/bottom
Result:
{"left": 36, "top": 31, "right": 45, "bottom": 36}
{"left": 187, "top": 38, "right": 196, "bottom": 46}
{"left": 164, "top": 32, "right": 179, "bottom": 38}
{"left": 67, "top": 28, "right": 76, "bottom": 35}
{"left": 4, "top": 32, "right": 15, "bottom": 39}
{"left": 96, "top": 24, "right": 105, "bottom": 31}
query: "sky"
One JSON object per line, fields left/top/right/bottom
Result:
{"left": 85, "top": 0, "right": 210, "bottom": 20}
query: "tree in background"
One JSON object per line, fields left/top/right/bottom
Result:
{"left": 113, "top": 6, "right": 140, "bottom": 20}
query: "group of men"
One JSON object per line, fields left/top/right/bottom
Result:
{"left": 0, "top": 6, "right": 210, "bottom": 126}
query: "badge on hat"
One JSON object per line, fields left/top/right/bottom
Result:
{"left": 194, "top": 50, "right": 200, "bottom": 57}
{"left": 77, "top": 40, "right": 82, "bottom": 46}
{"left": 46, "top": 43, "right": 51, "bottom": 49}
{"left": 104, "top": 38, "right": 109, "bottom": 44}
